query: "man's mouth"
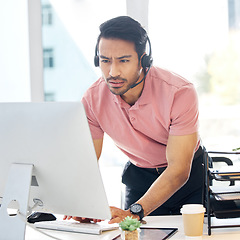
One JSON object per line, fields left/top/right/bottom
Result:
{"left": 107, "top": 78, "right": 126, "bottom": 88}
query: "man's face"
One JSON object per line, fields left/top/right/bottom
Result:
{"left": 98, "top": 38, "right": 144, "bottom": 96}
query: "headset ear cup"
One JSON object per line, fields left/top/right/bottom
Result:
{"left": 94, "top": 56, "right": 99, "bottom": 67}
{"left": 141, "top": 54, "right": 153, "bottom": 69}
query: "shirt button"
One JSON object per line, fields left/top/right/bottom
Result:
{"left": 131, "top": 117, "right": 135, "bottom": 121}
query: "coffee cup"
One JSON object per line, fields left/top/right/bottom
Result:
{"left": 180, "top": 204, "right": 205, "bottom": 239}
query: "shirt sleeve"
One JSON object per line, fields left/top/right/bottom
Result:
{"left": 81, "top": 96, "right": 104, "bottom": 140}
{"left": 169, "top": 83, "right": 199, "bottom": 136}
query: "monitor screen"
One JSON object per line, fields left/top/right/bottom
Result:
{"left": 0, "top": 102, "right": 111, "bottom": 220}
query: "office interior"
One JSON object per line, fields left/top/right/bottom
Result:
{"left": 1, "top": 0, "right": 240, "bottom": 215}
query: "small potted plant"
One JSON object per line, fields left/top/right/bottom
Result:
{"left": 119, "top": 216, "right": 141, "bottom": 240}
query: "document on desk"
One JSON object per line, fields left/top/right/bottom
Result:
{"left": 34, "top": 220, "right": 119, "bottom": 235}
{"left": 210, "top": 185, "right": 240, "bottom": 201}
{"left": 210, "top": 167, "right": 240, "bottom": 175}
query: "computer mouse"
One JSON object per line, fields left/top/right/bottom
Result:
{"left": 27, "top": 212, "right": 56, "bottom": 223}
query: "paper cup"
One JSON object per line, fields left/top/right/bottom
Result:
{"left": 180, "top": 204, "right": 205, "bottom": 239}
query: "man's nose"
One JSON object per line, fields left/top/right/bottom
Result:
{"left": 109, "top": 62, "right": 120, "bottom": 77}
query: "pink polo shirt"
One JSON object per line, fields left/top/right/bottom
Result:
{"left": 82, "top": 66, "right": 199, "bottom": 168}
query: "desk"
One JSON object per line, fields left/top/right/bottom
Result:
{"left": 25, "top": 215, "right": 240, "bottom": 240}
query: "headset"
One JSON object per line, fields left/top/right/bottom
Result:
{"left": 94, "top": 36, "right": 153, "bottom": 70}
{"left": 94, "top": 36, "right": 153, "bottom": 89}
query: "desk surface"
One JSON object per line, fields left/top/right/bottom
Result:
{"left": 25, "top": 215, "right": 240, "bottom": 240}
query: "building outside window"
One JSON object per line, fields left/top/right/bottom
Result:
{"left": 42, "top": 4, "right": 53, "bottom": 26}
{"left": 43, "top": 48, "right": 54, "bottom": 68}
{"left": 44, "top": 92, "right": 55, "bottom": 101}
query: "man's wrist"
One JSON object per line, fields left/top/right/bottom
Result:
{"left": 129, "top": 203, "right": 144, "bottom": 221}
{"left": 128, "top": 211, "right": 140, "bottom": 221}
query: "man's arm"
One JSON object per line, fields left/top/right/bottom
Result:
{"left": 93, "top": 138, "right": 104, "bottom": 160}
{"left": 109, "top": 132, "right": 198, "bottom": 223}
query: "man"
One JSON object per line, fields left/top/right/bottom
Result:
{"left": 66, "top": 16, "right": 204, "bottom": 223}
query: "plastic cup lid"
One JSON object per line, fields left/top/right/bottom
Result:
{"left": 180, "top": 204, "right": 206, "bottom": 214}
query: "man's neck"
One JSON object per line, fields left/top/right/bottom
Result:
{"left": 121, "top": 81, "right": 145, "bottom": 106}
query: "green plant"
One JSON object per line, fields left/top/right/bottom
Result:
{"left": 232, "top": 147, "right": 240, "bottom": 151}
{"left": 119, "top": 216, "right": 141, "bottom": 231}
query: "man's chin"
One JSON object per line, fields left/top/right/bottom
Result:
{"left": 109, "top": 87, "right": 129, "bottom": 96}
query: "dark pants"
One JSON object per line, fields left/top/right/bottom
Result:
{"left": 122, "top": 146, "right": 204, "bottom": 215}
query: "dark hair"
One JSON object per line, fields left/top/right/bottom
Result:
{"left": 96, "top": 16, "right": 148, "bottom": 59}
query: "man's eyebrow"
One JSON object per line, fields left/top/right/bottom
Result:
{"left": 99, "top": 55, "right": 110, "bottom": 59}
{"left": 99, "top": 55, "right": 132, "bottom": 60}
{"left": 117, "top": 55, "right": 132, "bottom": 59}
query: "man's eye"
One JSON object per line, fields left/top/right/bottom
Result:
{"left": 101, "top": 59, "right": 110, "bottom": 63}
{"left": 120, "top": 59, "right": 129, "bottom": 63}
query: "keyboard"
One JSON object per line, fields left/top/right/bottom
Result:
{"left": 34, "top": 220, "right": 119, "bottom": 235}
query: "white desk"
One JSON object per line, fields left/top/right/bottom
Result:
{"left": 25, "top": 215, "right": 240, "bottom": 240}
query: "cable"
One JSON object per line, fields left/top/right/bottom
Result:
{"left": 26, "top": 201, "right": 39, "bottom": 217}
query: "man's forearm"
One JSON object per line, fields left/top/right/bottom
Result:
{"left": 136, "top": 166, "right": 190, "bottom": 216}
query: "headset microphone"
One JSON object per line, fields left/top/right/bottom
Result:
{"left": 130, "top": 66, "right": 151, "bottom": 89}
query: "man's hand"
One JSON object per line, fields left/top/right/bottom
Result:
{"left": 108, "top": 206, "right": 139, "bottom": 224}
{"left": 63, "top": 206, "right": 137, "bottom": 224}
{"left": 63, "top": 215, "right": 103, "bottom": 223}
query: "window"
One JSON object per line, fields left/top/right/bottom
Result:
{"left": 43, "top": 48, "right": 54, "bottom": 68}
{"left": 41, "top": 0, "right": 126, "bottom": 103}
{"left": 228, "top": 0, "right": 240, "bottom": 30}
{"left": 42, "top": 4, "right": 53, "bottom": 26}
{"left": 149, "top": 0, "right": 240, "bottom": 151}
{"left": 44, "top": 92, "right": 55, "bottom": 101}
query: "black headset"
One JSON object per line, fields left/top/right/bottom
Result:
{"left": 139, "top": 36, "right": 153, "bottom": 70}
{"left": 94, "top": 36, "right": 153, "bottom": 70}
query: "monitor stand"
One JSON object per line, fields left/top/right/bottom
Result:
{"left": 0, "top": 163, "right": 33, "bottom": 240}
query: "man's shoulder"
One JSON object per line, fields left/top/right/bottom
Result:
{"left": 149, "top": 66, "right": 193, "bottom": 90}
{"left": 86, "top": 77, "right": 106, "bottom": 92}
{"left": 83, "top": 78, "right": 110, "bottom": 99}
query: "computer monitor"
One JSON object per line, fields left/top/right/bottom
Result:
{"left": 0, "top": 102, "right": 111, "bottom": 239}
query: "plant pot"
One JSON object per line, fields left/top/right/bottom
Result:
{"left": 120, "top": 228, "right": 140, "bottom": 240}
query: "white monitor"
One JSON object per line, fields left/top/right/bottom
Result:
{"left": 0, "top": 102, "right": 111, "bottom": 239}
